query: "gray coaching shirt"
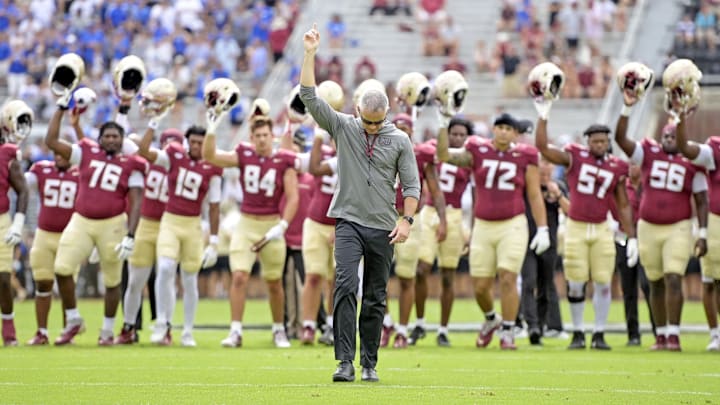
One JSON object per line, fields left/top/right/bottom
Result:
{"left": 300, "top": 85, "right": 420, "bottom": 231}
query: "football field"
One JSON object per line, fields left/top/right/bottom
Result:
{"left": 1, "top": 299, "right": 718, "bottom": 404}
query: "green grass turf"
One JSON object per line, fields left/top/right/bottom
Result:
{"left": 1, "top": 299, "right": 718, "bottom": 404}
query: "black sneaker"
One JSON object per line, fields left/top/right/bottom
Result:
{"left": 591, "top": 332, "right": 611, "bottom": 350}
{"left": 436, "top": 332, "right": 451, "bottom": 347}
{"left": 568, "top": 331, "right": 586, "bottom": 350}
{"left": 408, "top": 325, "right": 426, "bottom": 345}
{"left": 332, "top": 361, "right": 355, "bottom": 382}
{"left": 529, "top": 327, "right": 542, "bottom": 345}
{"left": 361, "top": 367, "right": 379, "bottom": 382}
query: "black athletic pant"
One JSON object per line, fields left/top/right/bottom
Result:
{"left": 333, "top": 219, "right": 393, "bottom": 369}
{"left": 615, "top": 242, "right": 655, "bottom": 338}
{"left": 521, "top": 247, "right": 564, "bottom": 332}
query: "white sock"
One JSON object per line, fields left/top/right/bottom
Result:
{"left": 155, "top": 257, "right": 177, "bottom": 325}
{"left": 415, "top": 318, "right": 425, "bottom": 328}
{"left": 272, "top": 323, "right": 284, "bottom": 333}
{"left": 667, "top": 324, "right": 680, "bottom": 336}
{"left": 570, "top": 302, "right": 584, "bottom": 332}
{"left": 656, "top": 326, "right": 668, "bottom": 337}
{"left": 181, "top": 270, "right": 198, "bottom": 333}
{"left": 326, "top": 315, "right": 333, "bottom": 328}
{"left": 231, "top": 321, "right": 242, "bottom": 334}
{"left": 438, "top": 326, "right": 448, "bottom": 336}
{"left": 711, "top": 327, "right": 719, "bottom": 338}
{"left": 383, "top": 314, "right": 394, "bottom": 328}
{"left": 38, "top": 328, "right": 48, "bottom": 336}
{"left": 103, "top": 317, "right": 115, "bottom": 332}
{"left": 65, "top": 308, "right": 80, "bottom": 320}
{"left": 592, "top": 283, "right": 611, "bottom": 333}
{"left": 303, "top": 320, "right": 317, "bottom": 329}
{"left": 123, "top": 265, "right": 152, "bottom": 325}
{"left": 396, "top": 324, "right": 408, "bottom": 337}
{"left": 1, "top": 312, "right": 13, "bottom": 320}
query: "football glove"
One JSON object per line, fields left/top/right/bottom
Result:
{"left": 626, "top": 238, "right": 639, "bottom": 267}
{"left": 88, "top": 247, "right": 100, "bottom": 264}
{"left": 264, "top": 220, "right": 289, "bottom": 242}
{"left": 201, "top": 236, "right": 219, "bottom": 269}
{"left": 4, "top": 213, "right": 24, "bottom": 246}
{"left": 529, "top": 226, "right": 550, "bottom": 255}
{"left": 533, "top": 99, "right": 553, "bottom": 120}
{"left": 206, "top": 109, "right": 227, "bottom": 135}
{"left": 56, "top": 90, "right": 73, "bottom": 110}
{"left": 114, "top": 235, "right": 135, "bottom": 261}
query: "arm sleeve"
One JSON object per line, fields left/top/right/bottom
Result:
{"left": 122, "top": 138, "right": 139, "bottom": 155}
{"left": 692, "top": 171, "right": 709, "bottom": 193}
{"left": 154, "top": 149, "right": 170, "bottom": 170}
{"left": 128, "top": 171, "right": 144, "bottom": 188}
{"left": 630, "top": 141, "right": 644, "bottom": 165}
{"left": 24, "top": 172, "right": 38, "bottom": 193}
{"left": 207, "top": 175, "right": 222, "bottom": 203}
{"left": 69, "top": 144, "right": 82, "bottom": 166}
{"left": 296, "top": 152, "right": 310, "bottom": 173}
{"left": 326, "top": 156, "right": 338, "bottom": 174}
{"left": 398, "top": 137, "right": 421, "bottom": 201}
{"left": 299, "top": 85, "right": 343, "bottom": 137}
{"left": 693, "top": 143, "right": 716, "bottom": 171}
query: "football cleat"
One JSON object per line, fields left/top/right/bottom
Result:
{"left": 300, "top": 326, "right": 315, "bottom": 345}
{"left": 476, "top": 317, "right": 502, "bottom": 348}
{"left": 650, "top": 335, "right": 667, "bottom": 351}
{"left": 113, "top": 55, "right": 146, "bottom": 101}
{"left": 181, "top": 331, "right": 197, "bottom": 347}
{"left": 273, "top": 330, "right": 291, "bottom": 348}
{"left": 436, "top": 332, "right": 451, "bottom": 347}
{"left": 666, "top": 334, "right": 681, "bottom": 352}
{"left": 590, "top": 332, "right": 611, "bottom": 350}
{"left": 433, "top": 70, "right": 468, "bottom": 116}
{"left": 568, "top": 331, "right": 586, "bottom": 350}
{"left": 318, "top": 325, "right": 334, "bottom": 346}
{"left": 318, "top": 80, "right": 345, "bottom": 111}
{"left": 150, "top": 323, "right": 172, "bottom": 346}
{"left": 396, "top": 72, "right": 430, "bottom": 108}
{"left": 527, "top": 62, "right": 565, "bottom": 101}
{"left": 114, "top": 324, "right": 137, "bottom": 345}
{"left": 379, "top": 324, "right": 394, "bottom": 348}
{"left": 27, "top": 331, "right": 49, "bottom": 346}
{"left": 500, "top": 332, "right": 517, "bottom": 350}
{"left": 706, "top": 336, "right": 720, "bottom": 351}
{"left": 408, "top": 325, "right": 426, "bottom": 345}
{"left": 139, "top": 78, "right": 177, "bottom": 118}
{"left": 204, "top": 78, "right": 240, "bottom": 115}
{"left": 49, "top": 53, "right": 85, "bottom": 96}
{"left": 392, "top": 333, "right": 408, "bottom": 349}
{"left": 0, "top": 100, "right": 33, "bottom": 143}
{"left": 2, "top": 319, "right": 17, "bottom": 346}
{"left": 221, "top": 330, "right": 242, "bottom": 348}
{"left": 98, "top": 329, "right": 115, "bottom": 346}
{"left": 616, "top": 62, "right": 654, "bottom": 99}
{"left": 54, "top": 317, "right": 85, "bottom": 346}
{"left": 626, "top": 336, "right": 641, "bottom": 347}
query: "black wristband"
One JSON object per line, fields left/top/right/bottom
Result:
{"left": 118, "top": 105, "right": 130, "bottom": 114}
{"left": 402, "top": 215, "right": 414, "bottom": 225}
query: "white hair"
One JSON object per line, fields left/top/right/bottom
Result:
{"left": 359, "top": 89, "right": 389, "bottom": 113}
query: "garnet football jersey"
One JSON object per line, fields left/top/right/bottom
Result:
{"left": 703, "top": 137, "right": 720, "bottom": 215}
{"left": 140, "top": 163, "right": 169, "bottom": 221}
{"left": 27, "top": 161, "right": 79, "bottom": 232}
{"left": 396, "top": 142, "right": 434, "bottom": 209}
{"left": 162, "top": 143, "right": 223, "bottom": 217}
{"left": 565, "top": 143, "right": 627, "bottom": 224}
{"left": 466, "top": 137, "right": 539, "bottom": 221}
{"left": 70, "top": 138, "right": 147, "bottom": 219}
{"left": 235, "top": 142, "right": 297, "bottom": 215}
{"left": 0, "top": 143, "right": 18, "bottom": 214}
{"left": 631, "top": 139, "right": 706, "bottom": 224}
{"left": 282, "top": 172, "right": 314, "bottom": 248}
{"left": 307, "top": 146, "right": 338, "bottom": 225}
{"left": 421, "top": 140, "right": 472, "bottom": 209}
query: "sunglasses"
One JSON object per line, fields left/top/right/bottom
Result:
{"left": 360, "top": 116, "right": 385, "bottom": 126}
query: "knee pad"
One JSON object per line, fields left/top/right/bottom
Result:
{"left": 567, "top": 281, "right": 586, "bottom": 303}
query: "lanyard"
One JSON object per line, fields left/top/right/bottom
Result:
{"left": 365, "top": 132, "right": 379, "bottom": 159}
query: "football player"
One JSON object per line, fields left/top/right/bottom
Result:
{"left": 438, "top": 112, "right": 550, "bottom": 350}
{"left": 135, "top": 116, "right": 223, "bottom": 347}
{"left": 675, "top": 112, "right": 720, "bottom": 351}
{"left": 413, "top": 117, "right": 472, "bottom": 347}
{"left": 0, "top": 101, "right": 30, "bottom": 346}
{"left": 203, "top": 114, "right": 299, "bottom": 348}
{"left": 25, "top": 153, "right": 79, "bottom": 345}
{"left": 46, "top": 94, "right": 145, "bottom": 346}
{"left": 616, "top": 99, "right": 708, "bottom": 351}
{"left": 535, "top": 104, "right": 636, "bottom": 350}
{"left": 383, "top": 113, "right": 446, "bottom": 349}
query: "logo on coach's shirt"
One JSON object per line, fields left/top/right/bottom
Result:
{"left": 380, "top": 137, "right": 391, "bottom": 146}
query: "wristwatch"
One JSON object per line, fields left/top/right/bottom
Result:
{"left": 402, "top": 215, "right": 414, "bottom": 225}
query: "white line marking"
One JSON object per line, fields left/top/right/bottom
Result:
{"left": 0, "top": 381, "right": 713, "bottom": 395}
